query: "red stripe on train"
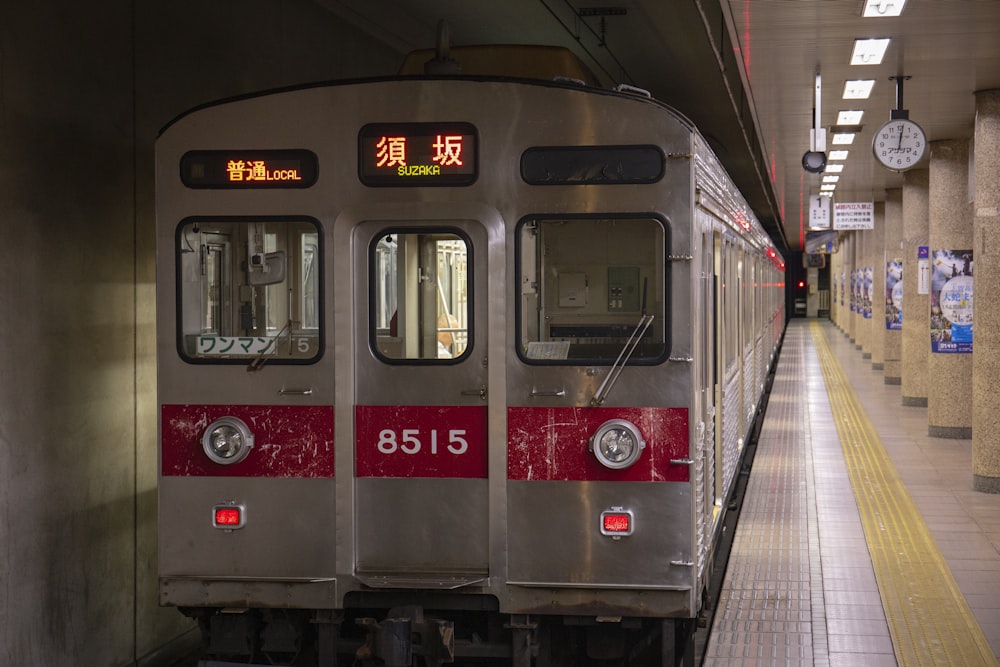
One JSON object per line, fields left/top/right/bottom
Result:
{"left": 161, "top": 404, "right": 334, "bottom": 477}
{"left": 507, "top": 406, "right": 689, "bottom": 482}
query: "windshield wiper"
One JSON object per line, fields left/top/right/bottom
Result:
{"left": 247, "top": 319, "right": 293, "bottom": 372}
{"left": 590, "top": 313, "right": 654, "bottom": 406}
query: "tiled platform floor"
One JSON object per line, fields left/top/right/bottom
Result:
{"left": 704, "top": 319, "right": 1000, "bottom": 666}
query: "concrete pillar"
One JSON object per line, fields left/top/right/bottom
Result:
{"left": 927, "top": 139, "right": 973, "bottom": 438}
{"left": 883, "top": 190, "right": 903, "bottom": 383}
{"left": 901, "top": 169, "right": 930, "bottom": 406}
{"left": 870, "top": 202, "right": 887, "bottom": 370}
{"left": 972, "top": 89, "right": 1000, "bottom": 492}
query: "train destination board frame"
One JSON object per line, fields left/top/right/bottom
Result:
{"left": 359, "top": 122, "right": 478, "bottom": 186}
{"left": 180, "top": 150, "right": 318, "bottom": 188}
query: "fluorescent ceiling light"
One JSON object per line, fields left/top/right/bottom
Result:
{"left": 832, "top": 133, "right": 856, "bottom": 145}
{"left": 851, "top": 38, "right": 891, "bottom": 65}
{"left": 825, "top": 164, "right": 844, "bottom": 173}
{"left": 821, "top": 184, "right": 837, "bottom": 191}
{"left": 843, "top": 80, "right": 875, "bottom": 99}
{"left": 823, "top": 175, "right": 840, "bottom": 183}
{"left": 829, "top": 150, "right": 850, "bottom": 160}
{"left": 837, "top": 110, "right": 865, "bottom": 125}
{"left": 819, "top": 191, "right": 834, "bottom": 198}
{"left": 863, "top": 0, "right": 907, "bottom": 17}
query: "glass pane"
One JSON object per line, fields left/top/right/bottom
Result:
{"left": 372, "top": 231, "right": 470, "bottom": 361}
{"left": 518, "top": 217, "right": 666, "bottom": 363}
{"left": 177, "top": 219, "right": 321, "bottom": 362}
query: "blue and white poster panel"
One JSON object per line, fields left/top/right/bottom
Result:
{"left": 885, "top": 259, "right": 903, "bottom": 330}
{"left": 930, "top": 249, "right": 973, "bottom": 353}
{"left": 850, "top": 269, "right": 858, "bottom": 313}
{"left": 863, "top": 266, "right": 873, "bottom": 319}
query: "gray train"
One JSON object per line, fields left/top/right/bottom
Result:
{"left": 155, "top": 45, "right": 785, "bottom": 666}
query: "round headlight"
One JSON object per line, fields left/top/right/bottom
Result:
{"left": 590, "top": 419, "right": 645, "bottom": 470}
{"left": 202, "top": 417, "right": 254, "bottom": 465}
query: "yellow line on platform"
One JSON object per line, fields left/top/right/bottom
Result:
{"left": 810, "top": 322, "right": 997, "bottom": 667}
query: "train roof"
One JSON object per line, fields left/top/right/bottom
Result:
{"left": 158, "top": 45, "right": 695, "bottom": 138}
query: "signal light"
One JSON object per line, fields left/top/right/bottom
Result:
{"left": 798, "top": 280, "right": 806, "bottom": 289}
{"left": 212, "top": 503, "right": 246, "bottom": 530}
{"left": 600, "top": 507, "right": 634, "bottom": 539}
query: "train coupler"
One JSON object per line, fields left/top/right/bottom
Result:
{"left": 356, "top": 606, "right": 455, "bottom": 666}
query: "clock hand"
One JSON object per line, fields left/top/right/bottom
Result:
{"left": 897, "top": 125, "right": 903, "bottom": 150}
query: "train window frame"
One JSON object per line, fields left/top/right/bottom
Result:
{"left": 173, "top": 215, "right": 324, "bottom": 366}
{"left": 514, "top": 213, "right": 671, "bottom": 367}
{"left": 368, "top": 226, "right": 474, "bottom": 366}
{"left": 520, "top": 145, "right": 666, "bottom": 185}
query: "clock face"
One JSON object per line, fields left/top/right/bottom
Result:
{"left": 873, "top": 119, "right": 926, "bottom": 171}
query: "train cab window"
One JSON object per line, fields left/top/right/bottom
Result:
{"left": 517, "top": 216, "right": 668, "bottom": 364}
{"left": 175, "top": 218, "right": 321, "bottom": 363}
{"left": 371, "top": 230, "right": 470, "bottom": 362}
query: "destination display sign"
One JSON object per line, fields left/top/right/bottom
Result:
{"left": 359, "top": 122, "right": 478, "bottom": 186}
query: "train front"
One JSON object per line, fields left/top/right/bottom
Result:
{"left": 154, "top": 53, "right": 717, "bottom": 666}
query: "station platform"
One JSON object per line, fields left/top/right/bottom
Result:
{"left": 704, "top": 319, "right": 1000, "bottom": 666}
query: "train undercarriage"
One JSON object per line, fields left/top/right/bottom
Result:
{"left": 183, "top": 601, "right": 700, "bottom": 667}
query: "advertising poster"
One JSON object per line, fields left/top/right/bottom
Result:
{"left": 930, "top": 249, "right": 974, "bottom": 353}
{"left": 850, "top": 270, "right": 858, "bottom": 313}
{"left": 862, "top": 266, "right": 873, "bottom": 319}
{"left": 885, "top": 259, "right": 903, "bottom": 330}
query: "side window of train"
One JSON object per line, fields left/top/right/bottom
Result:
{"left": 516, "top": 216, "right": 669, "bottom": 364}
{"left": 370, "top": 229, "right": 471, "bottom": 363}
{"left": 175, "top": 218, "right": 322, "bottom": 364}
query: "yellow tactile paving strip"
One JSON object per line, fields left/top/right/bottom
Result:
{"left": 811, "top": 321, "right": 998, "bottom": 666}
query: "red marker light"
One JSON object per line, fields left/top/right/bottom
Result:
{"left": 212, "top": 504, "right": 245, "bottom": 529}
{"left": 603, "top": 513, "right": 630, "bottom": 532}
{"left": 600, "top": 508, "right": 634, "bottom": 537}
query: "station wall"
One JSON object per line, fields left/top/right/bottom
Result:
{"left": 0, "top": 2, "right": 399, "bottom": 664}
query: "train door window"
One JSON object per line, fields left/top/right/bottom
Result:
{"left": 175, "top": 218, "right": 322, "bottom": 363}
{"left": 722, "top": 238, "right": 738, "bottom": 375}
{"left": 371, "top": 229, "right": 471, "bottom": 362}
{"left": 516, "top": 216, "right": 668, "bottom": 364}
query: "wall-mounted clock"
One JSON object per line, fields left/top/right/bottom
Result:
{"left": 872, "top": 117, "right": 926, "bottom": 171}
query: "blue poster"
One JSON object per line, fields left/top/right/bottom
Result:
{"left": 863, "top": 266, "right": 873, "bottom": 319}
{"left": 885, "top": 259, "right": 902, "bottom": 330}
{"left": 930, "top": 249, "right": 973, "bottom": 353}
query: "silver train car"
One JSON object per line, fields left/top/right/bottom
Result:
{"left": 155, "top": 46, "right": 785, "bottom": 666}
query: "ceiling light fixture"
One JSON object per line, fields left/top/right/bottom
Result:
{"left": 823, "top": 175, "right": 840, "bottom": 183}
{"left": 862, "top": 0, "right": 907, "bottom": 17}
{"left": 837, "top": 110, "right": 865, "bottom": 125}
{"left": 829, "top": 150, "right": 850, "bottom": 160}
{"left": 851, "top": 38, "right": 891, "bottom": 65}
{"left": 821, "top": 184, "right": 836, "bottom": 191}
{"left": 832, "top": 133, "right": 857, "bottom": 145}
{"left": 843, "top": 80, "right": 875, "bottom": 99}
{"left": 825, "top": 164, "right": 844, "bottom": 173}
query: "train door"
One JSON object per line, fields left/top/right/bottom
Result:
{"left": 353, "top": 219, "right": 490, "bottom": 587}
{"left": 712, "top": 232, "right": 724, "bottom": 510}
